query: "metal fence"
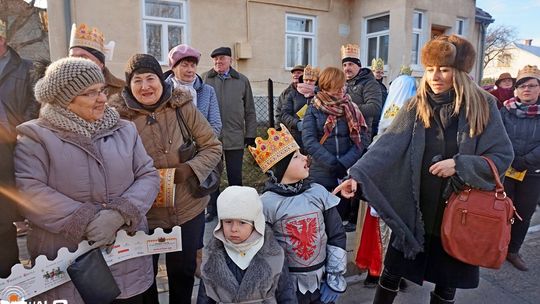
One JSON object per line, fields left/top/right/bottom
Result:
{"left": 220, "top": 79, "right": 284, "bottom": 191}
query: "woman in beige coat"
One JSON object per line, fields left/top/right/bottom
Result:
{"left": 14, "top": 57, "right": 160, "bottom": 303}
{"left": 110, "top": 54, "right": 222, "bottom": 304}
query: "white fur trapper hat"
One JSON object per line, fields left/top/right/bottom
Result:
{"left": 214, "top": 186, "right": 266, "bottom": 237}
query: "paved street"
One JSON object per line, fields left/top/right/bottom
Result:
{"left": 158, "top": 208, "right": 540, "bottom": 303}
{"left": 16, "top": 207, "right": 540, "bottom": 303}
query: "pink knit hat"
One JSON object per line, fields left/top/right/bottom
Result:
{"left": 168, "top": 44, "right": 201, "bottom": 68}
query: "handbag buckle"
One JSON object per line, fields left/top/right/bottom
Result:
{"left": 495, "top": 191, "right": 507, "bottom": 200}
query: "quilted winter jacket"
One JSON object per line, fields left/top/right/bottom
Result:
{"left": 500, "top": 99, "right": 540, "bottom": 176}
{"left": 302, "top": 104, "right": 366, "bottom": 189}
{"left": 110, "top": 88, "right": 222, "bottom": 227}
{"left": 14, "top": 118, "right": 159, "bottom": 303}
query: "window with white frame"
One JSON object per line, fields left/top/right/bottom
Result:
{"left": 143, "top": 0, "right": 187, "bottom": 64}
{"left": 411, "top": 11, "right": 425, "bottom": 65}
{"left": 365, "top": 14, "right": 389, "bottom": 66}
{"left": 455, "top": 18, "right": 466, "bottom": 36}
{"left": 285, "top": 14, "right": 316, "bottom": 69}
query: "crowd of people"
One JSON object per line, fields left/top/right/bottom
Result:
{"left": 0, "top": 18, "right": 539, "bottom": 304}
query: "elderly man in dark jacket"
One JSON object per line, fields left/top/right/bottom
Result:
{"left": 202, "top": 47, "right": 257, "bottom": 222}
{"left": 341, "top": 44, "right": 383, "bottom": 145}
{"left": 0, "top": 21, "right": 39, "bottom": 277}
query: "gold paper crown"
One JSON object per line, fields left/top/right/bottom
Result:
{"left": 517, "top": 65, "right": 540, "bottom": 82}
{"left": 0, "top": 19, "right": 6, "bottom": 38}
{"left": 341, "top": 44, "right": 360, "bottom": 60}
{"left": 248, "top": 124, "right": 300, "bottom": 173}
{"left": 371, "top": 58, "right": 384, "bottom": 71}
{"left": 303, "top": 65, "right": 320, "bottom": 81}
{"left": 399, "top": 65, "right": 413, "bottom": 76}
{"left": 69, "top": 23, "right": 105, "bottom": 53}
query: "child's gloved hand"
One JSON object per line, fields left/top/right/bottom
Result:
{"left": 320, "top": 282, "right": 340, "bottom": 303}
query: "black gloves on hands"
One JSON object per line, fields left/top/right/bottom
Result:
{"left": 245, "top": 137, "right": 256, "bottom": 147}
{"left": 512, "top": 157, "right": 527, "bottom": 172}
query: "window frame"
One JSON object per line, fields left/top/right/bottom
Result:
{"left": 411, "top": 10, "right": 427, "bottom": 68}
{"left": 455, "top": 17, "right": 467, "bottom": 36}
{"left": 142, "top": 0, "right": 189, "bottom": 65}
{"left": 284, "top": 13, "right": 317, "bottom": 70}
{"left": 363, "top": 13, "right": 390, "bottom": 69}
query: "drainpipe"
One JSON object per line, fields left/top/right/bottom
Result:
{"left": 478, "top": 23, "right": 487, "bottom": 84}
{"left": 64, "top": 0, "right": 72, "bottom": 43}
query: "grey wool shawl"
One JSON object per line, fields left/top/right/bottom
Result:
{"left": 348, "top": 94, "right": 513, "bottom": 259}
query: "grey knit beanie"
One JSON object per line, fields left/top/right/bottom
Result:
{"left": 35, "top": 57, "right": 105, "bottom": 108}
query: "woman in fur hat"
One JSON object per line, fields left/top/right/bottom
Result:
{"left": 334, "top": 35, "right": 513, "bottom": 303}
{"left": 109, "top": 54, "right": 222, "bottom": 304}
{"left": 14, "top": 57, "right": 160, "bottom": 303}
{"left": 197, "top": 186, "right": 297, "bottom": 303}
{"left": 500, "top": 65, "right": 540, "bottom": 272}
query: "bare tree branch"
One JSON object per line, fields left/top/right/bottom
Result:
{"left": 0, "top": 0, "right": 46, "bottom": 51}
{"left": 483, "top": 24, "right": 518, "bottom": 69}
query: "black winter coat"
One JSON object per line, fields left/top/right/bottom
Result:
{"left": 500, "top": 98, "right": 540, "bottom": 176}
{"left": 302, "top": 104, "right": 366, "bottom": 189}
{"left": 346, "top": 68, "right": 383, "bottom": 144}
{"left": 0, "top": 47, "right": 37, "bottom": 277}
{"left": 281, "top": 90, "right": 311, "bottom": 148}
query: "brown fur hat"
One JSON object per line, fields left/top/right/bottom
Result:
{"left": 421, "top": 35, "right": 476, "bottom": 73}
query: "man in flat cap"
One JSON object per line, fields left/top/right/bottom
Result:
{"left": 202, "top": 47, "right": 256, "bottom": 222}
{"left": 275, "top": 64, "right": 304, "bottom": 127}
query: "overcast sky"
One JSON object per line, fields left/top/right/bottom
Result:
{"left": 477, "top": 0, "right": 540, "bottom": 45}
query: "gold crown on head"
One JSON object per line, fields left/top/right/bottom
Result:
{"left": 69, "top": 23, "right": 105, "bottom": 53}
{"left": 0, "top": 19, "right": 6, "bottom": 38}
{"left": 517, "top": 65, "right": 540, "bottom": 82}
{"left": 341, "top": 44, "right": 360, "bottom": 60}
{"left": 303, "top": 65, "right": 320, "bottom": 81}
{"left": 371, "top": 58, "right": 384, "bottom": 71}
{"left": 248, "top": 124, "right": 300, "bottom": 173}
{"left": 399, "top": 65, "right": 413, "bottom": 76}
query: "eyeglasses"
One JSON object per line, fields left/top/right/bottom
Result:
{"left": 516, "top": 84, "right": 540, "bottom": 90}
{"left": 79, "top": 87, "right": 109, "bottom": 98}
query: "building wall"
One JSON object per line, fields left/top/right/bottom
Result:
{"left": 484, "top": 48, "right": 540, "bottom": 81}
{"left": 47, "top": 0, "right": 482, "bottom": 94}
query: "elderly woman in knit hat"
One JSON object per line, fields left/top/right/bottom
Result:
{"left": 13, "top": 57, "right": 160, "bottom": 303}
{"left": 489, "top": 72, "right": 516, "bottom": 109}
{"left": 500, "top": 65, "right": 540, "bottom": 272}
{"left": 334, "top": 35, "right": 513, "bottom": 303}
{"left": 165, "top": 44, "right": 222, "bottom": 136}
{"left": 109, "top": 53, "right": 222, "bottom": 303}
{"left": 281, "top": 64, "right": 320, "bottom": 149}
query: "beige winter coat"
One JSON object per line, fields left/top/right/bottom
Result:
{"left": 110, "top": 88, "right": 222, "bottom": 227}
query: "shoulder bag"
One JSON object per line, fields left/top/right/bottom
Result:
{"left": 441, "top": 156, "right": 520, "bottom": 269}
{"left": 176, "top": 108, "right": 223, "bottom": 198}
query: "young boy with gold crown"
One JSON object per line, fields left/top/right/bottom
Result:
{"left": 249, "top": 125, "right": 347, "bottom": 304}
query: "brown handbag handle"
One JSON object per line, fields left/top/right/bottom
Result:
{"left": 480, "top": 156, "right": 504, "bottom": 193}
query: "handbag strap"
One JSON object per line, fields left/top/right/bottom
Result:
{"left": 175, "top": 108, "right": 194, "bottom": 142}
{"left": 480, "top": 156, "right": 504, "bottom": 193}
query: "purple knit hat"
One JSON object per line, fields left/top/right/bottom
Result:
{"left": 168, "top": 44, "right": 201, "bottom": 68}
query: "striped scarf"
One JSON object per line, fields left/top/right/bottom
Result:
{"left": 313, "top": 91, "right": 367, "bottom": 148}
{"left": 504, "top": 97, "right": 540, "bottom": 118}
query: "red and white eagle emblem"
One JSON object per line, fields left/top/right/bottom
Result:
{"left": 282, "top": 212, "right": 322, "bottom": 266}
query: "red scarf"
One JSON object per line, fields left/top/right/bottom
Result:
{"left": 313, "top": 91, "right": 367, "bottom": 148}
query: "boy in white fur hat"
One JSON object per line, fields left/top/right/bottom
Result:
{"left": 197, "top": 186, "right": 297, "bottom": 304}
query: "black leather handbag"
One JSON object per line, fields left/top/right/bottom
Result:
{"left": 176, "top": 108, "right": 223, "bottom": 198}
{"left": 67, "top": 248, "right": 120, "bottom": 304}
